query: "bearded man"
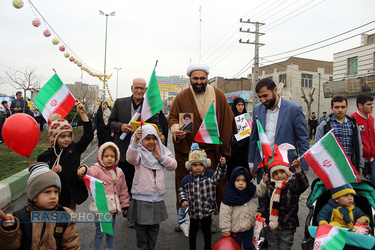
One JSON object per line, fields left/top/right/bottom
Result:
{"left": 168, "top": 62, "right": 236, "bottom": 231}
{"left": 248, "top": 78, "right": 310, "bottom": 184}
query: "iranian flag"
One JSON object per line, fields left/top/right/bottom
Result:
{"left": 141, "top": 67, "right": 163, "bottom": 124}
{"left": 83, "top": 175, "right": 113, "bottom": 236}
{"left": 34, "top": 74, "right": 76, "bottom": 122}
{"left": 314, "top": 225, "right": 347, "bottom": 250}
{"left": 256, "top": 119, "right": 272, "bottom": 168}
{"left": 194, "top": 101, "right": 222, "bottom": 144}
{"left": 303, "top": 130, "right": 359, "bottom": 189}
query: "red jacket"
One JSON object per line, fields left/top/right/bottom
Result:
{"left": 351, "top": 111, "right": 375, "bottom": 161}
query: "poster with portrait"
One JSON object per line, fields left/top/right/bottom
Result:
{"left": 179, "top": 113, "right": 194, "bottom": 133}
{"left": 234, "top": 113, "right": 252, "bottom": 141}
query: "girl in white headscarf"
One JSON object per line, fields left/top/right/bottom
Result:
{"left": 126, "top": 124, "right": 177, "bottom": 249}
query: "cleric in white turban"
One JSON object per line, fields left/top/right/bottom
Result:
{"left": 186, "top": 62, "right": 210, "bottom": 77}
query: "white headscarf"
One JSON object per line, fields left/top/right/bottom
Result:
{"left": 131, "top": 124, "right": 174, "bottom": 170}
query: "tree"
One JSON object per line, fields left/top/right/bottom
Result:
{"left": 301, "top": 87, "right": 315, "bottom": 136}
{"left": 5, "top": 69, "right": 41, "bottom": 112}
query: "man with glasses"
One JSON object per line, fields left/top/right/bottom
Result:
{"left": 168, "top": 62, "right": 236, "bottom": 233}
{"left": 109, "top": 77, "right": 163, "bottom": 227}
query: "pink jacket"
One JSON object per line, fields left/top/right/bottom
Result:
{"left": 87, "top": 164, "right": 130, "bottom": 215}
{"left": 126, "top": 144, "right": 177, "bottom": 202}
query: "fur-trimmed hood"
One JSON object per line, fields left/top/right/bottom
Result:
{"left": 97, "top": 142, "right": 120, "bottom": 168}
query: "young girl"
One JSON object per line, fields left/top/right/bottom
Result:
{"left": 37, "top": 101, "right": 93, "bottom": 210}
{"left": 126, "top": 124, "right": 177, "bottom": 249}
{"left": 78, "top": 142, "right": 130, "bottom": 250}
{"left": 220, "top": 166, "right": 268, "bottom": 250}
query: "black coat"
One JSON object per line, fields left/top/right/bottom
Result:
{"left": 37, "top": 121, "right": 93, "bottom": 207}
{"left": 94, "top": 103, "right": 113, "bottom": 147}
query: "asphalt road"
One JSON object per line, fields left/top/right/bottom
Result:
{"left": 4, "top": 133, "right": 317, "bottom": 249}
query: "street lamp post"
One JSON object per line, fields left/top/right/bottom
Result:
{"left": 114, "top": 67, "right": 122, "bottom": 99}
{"left": 99, "top": 10, "right": 115, "bottom": 101}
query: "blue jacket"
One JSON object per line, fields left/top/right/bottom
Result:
{"left": 317, "top": 198, "right": 369, "bottom": 229}
{"left": 248, "top": 97, "right": 310, "bottom": 173}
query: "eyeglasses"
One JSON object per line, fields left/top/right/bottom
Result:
{"left": 133, "top": 86, "right": 146, "bottom": 91}
{"left": 192, "top": 77, "right": 207, "bottom": 81}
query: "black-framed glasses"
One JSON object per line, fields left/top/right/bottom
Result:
{"left": 133, "top": 86, "right": 146, "bottom": 91}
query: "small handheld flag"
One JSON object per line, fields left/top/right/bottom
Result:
{"left": 256, "top": 118, "right": 272, "bottom": 168}
{"left": 83, "top": 175, "right": 114, "bottom": 236}
{"left": 302, "top": 130, "right": 360, "bottom": 189}
{"left": 194, "top": 101, "right": 222, "bottom": 144}
{"left": 140, "top": 61, "right": 163, "bottom": 124}
{"left": 34, "top": 74, "right": 76, "bottom": 122}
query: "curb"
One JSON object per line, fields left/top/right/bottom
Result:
{"left": 0, "top": 136, "right": 98, "bottom": 210}
{"left": 0, "top": 168, "right": 29, "bottom": 209}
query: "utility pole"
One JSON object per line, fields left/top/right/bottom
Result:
{"left": 114, "top": 67, "right": 122, "bottom": 99}
{"left": 318, "top": 73, "right": 321, "bottom": 119}
{"left": 239, "top": 19, "right": 265, "bottom": 104}
{"left": 199, "top": 6, "right": 202, "bottom": 61}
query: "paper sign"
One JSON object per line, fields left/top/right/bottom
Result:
{"left": 234, "top": 113, "right": 252, "bottom": 141}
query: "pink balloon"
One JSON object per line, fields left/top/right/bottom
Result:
{"left": 212, "top": 237, "right": 241, "bottom": 250}
{"left": 2, "top": 113, "right": 40, "bottom": 157}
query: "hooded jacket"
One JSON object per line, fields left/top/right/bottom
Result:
{"left": 86, "top": 142, "right": 130, "bottom": 214}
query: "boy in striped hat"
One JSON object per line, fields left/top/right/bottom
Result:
{"left": 254, "top": 143, "right": 309, "bottom": 250}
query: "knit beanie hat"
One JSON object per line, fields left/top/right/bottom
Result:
{"left": 185, "top": 142, "right": 211, "bottom": 170}
{"left": 186, "top": 62, "right": 210, "bottom": 77}
{"left": 331, "top": 183, "right": 356, "bottom": 200}
{"left": 27, "top": 162, "right": 61, "bottom": 201}
{"left": 48, "top": 113, "right": 73, "bottom": 147}
{"left": 268, "top": 143, "right": 295, "bottom": 181}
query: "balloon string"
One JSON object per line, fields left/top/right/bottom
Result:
{"left": 28, "top": 157, "right": 31, "bottom": 165}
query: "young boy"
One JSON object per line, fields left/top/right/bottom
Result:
{"left": 254, "top": 144, "right": 309, "bottom": 250}
{"left": 317, "top": 183, "right": 369, "bottom": 230}
{"left": 178, "top": 143, "right": 227, "bottom": 250}
{"left": 0, "top": 162, "right": 80, "bottom": 249}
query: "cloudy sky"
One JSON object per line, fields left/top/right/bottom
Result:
{"left": 1, "top": 0, "right": 374, "bottom": 99}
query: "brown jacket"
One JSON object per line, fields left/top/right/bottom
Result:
{"left": 0, "top": 204, "right": 80, "bottom": 250}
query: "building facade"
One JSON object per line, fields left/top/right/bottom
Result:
{"left": 324, "top": 33, "right": 375, "bottom": 114}
{"left": 250, "top": 57, "right": 333, "bottom": 119}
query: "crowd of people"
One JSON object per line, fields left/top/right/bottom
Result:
{"left": 0, "top": 91, "right": 47, "bottom": 143}
{"left": 0, "top": 61, "right": 374, "bottom": 250}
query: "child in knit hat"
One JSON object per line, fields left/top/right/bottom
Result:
{"left": 254, "top": 143, "right": 309, "bottom": 250}
{"left": 37, "top": 101, "right": 93, "bottom": 210}
{"left": 78, "top": 142, "right": 130, "bottom": 250}
{"left": 178, "top": 142, "right": 227, "bottom": 250}
{"left": 0, "top": 162, "right": 80, "bottom": 249}
{"left": 317, "top": 183, "right": 369, "bottom": 230}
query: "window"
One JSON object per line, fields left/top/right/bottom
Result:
{"left": 347, "top": 56, "right": 358, "bottom": 74}
{"left": 329, "top": 76, "right": 333, "bottom": 81}
{"left": 279, "top": 74, "right": 287, "bottom": 87}
{"left": 301, "top": 74, "right": 313, "bottom": 88}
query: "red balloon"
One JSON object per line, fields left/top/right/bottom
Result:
{"left": 212, "top": 236, "right": 241, "bottom": 250}
{"left": 2, "top": 113, "right": 40, "bottom": 157}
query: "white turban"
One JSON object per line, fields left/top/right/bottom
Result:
{"left": 186, "top": 62, "right": 210, "bottom": 77}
